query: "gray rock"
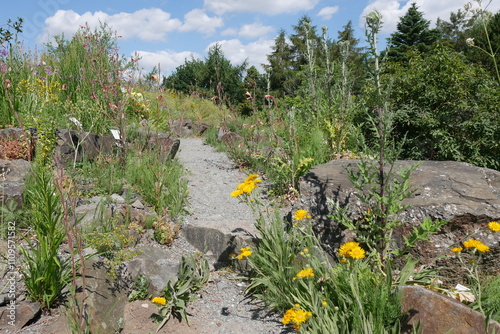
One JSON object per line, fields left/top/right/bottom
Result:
{"left": 400, "top": 285, "right": 500, "bottom": 334}
{"left": 131, "top": 200, "right": 144, "bottom": 210}
{"left": 126, "top": 245, "right": 181, "bottom": 295}
{"left": 296, "top": 159, "right": 500, "bottom": 274}
{"left": 54, "top": 129, "right": 117, "bottom": 165}
{"left": 0, "top": 301, "right": 41, "bottom": 331}
{"left": 81, "top": 258, "right": 132, "bottom": 334}
{"left": 169, "top": 119, "right": 209, "bottom": 138}
{"left": 110, "top": 193, "right": 125, "bottom": 204}
{"left": 298, "top": 159, "right": 499, "bottom": 226}
{"left": 0, "top": 159, "right": 31, "bottom": 210}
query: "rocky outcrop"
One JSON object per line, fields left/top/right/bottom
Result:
{"left": 56, "top": 128, "right": 180, "bottom": 165}
{"left": 55, "top": 129, "right": 117, "bottom": 165}
{"left": 296, "top": 159, "right": 500, "bottom": 273}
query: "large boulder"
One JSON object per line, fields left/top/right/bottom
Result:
{"left": 55, "top": 129, "right": 117, "bottom": 165}
{"left": 296, "top": 159, "right": 500, "bottom": 274}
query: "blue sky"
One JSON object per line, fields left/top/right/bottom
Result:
{"left": 2, "top": 0, "right": 498, "bottom": 76}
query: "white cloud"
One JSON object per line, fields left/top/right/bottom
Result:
{"left": 38, "top": 9, "right": 182, "bottom": 44}
{"left": 221, "top": 23, "right": 274, "bottom": 39}
{"left": 318, "top": 6, "right": 340, "bottom": 20}
{"left": 179, "top": 9, "right": 224, "bottom": 35}
{"left": 204, "top": 0, "right": 319, "bottom": 15}
{"left": 239, "top": 23, "right": 275, "bottom": 39}
{"left": 135, "top": 50, "right": 202, "bottom": 75}
{"left": 207, "top": 38, "right": 274, "bottom": 71}
{"left": 359, "top": 0, "right": 500, "bottom": 35}
{"left": 221, "top": 27, "right": 238, "bottom": 36}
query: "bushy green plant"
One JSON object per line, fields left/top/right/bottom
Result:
{"left": 126, "top": 150, "right": 187, "bottom": 218}
{"left": 230, "top": 175, "right": 405, "bottom": 333}
{"left": 19, "top": 164, "right": 75, "bottom": 308}
{"left": 152, "top": 253, "right": 210, "bottom": 332}
{"left": 128, "top": 274, "right": 151, "bottom": 302}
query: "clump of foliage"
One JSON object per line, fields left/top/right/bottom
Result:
{"left": 152, "top": 253, "right": 210, "bottom": 331}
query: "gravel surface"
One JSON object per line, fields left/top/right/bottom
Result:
{"left": 166, "top": 137, "right": 288, "bottom": 334}
{"left": 177, "top": 137, "right": 262, "bottom": 236}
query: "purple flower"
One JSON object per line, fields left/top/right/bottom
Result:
{"left": 45, "top": 66, "right": 53, "bottom": 76}
{"left": 0, "top": 49, "right": 8, "bottom": 57}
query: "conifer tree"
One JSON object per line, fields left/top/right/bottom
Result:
{"left": 386, "top": 3, "right": 441, "bottom": 62}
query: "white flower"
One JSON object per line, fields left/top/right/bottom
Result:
{"left": 466, "top": 38, "right": 475, "bottom": 47}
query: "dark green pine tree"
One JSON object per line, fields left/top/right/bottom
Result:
{"left": 386, "top": 3, "right": 441, "bottom": 62}
{"left": 266, "top": 29, "right": 297, "bottom": 97}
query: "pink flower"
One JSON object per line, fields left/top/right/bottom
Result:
{"left": 264, "top": 95, "right": 274, "bottom": 99}
{"left": 211, "top": 96, "right": 218, "bottom": 101}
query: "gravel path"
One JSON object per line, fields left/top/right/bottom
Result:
{"left": 177, "top": 137, "right": 260, "bottom": 236}
{"left": 161, "top": 137, "right": 287, "bottom": 334}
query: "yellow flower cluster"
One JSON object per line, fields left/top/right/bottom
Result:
{"left": 293, "top": 267, "right": 314, "bottom": 280}
{"left": 231, "top": 247, "right": 252, "bottom": 260}
{"left": 488, "top": 221, "right": 500, "bottom": 232}
{"left": 451, "top": 247, "right": 463, "bottom": 253}
{"left": 463, "top": 239, "right": 490, "bottom": 253}
{"left": 151, "top": 297, "right": 167, "bottom": 305}
{"left": 293, "top": 209, "right": 311, "bottom": 221}
{"left": 282, "top": 304, "right": 312, "bottom": 330}
{"left": 230, "top": 174, "right": 261, "bottom": 197}
{"left": 338, "top": 241, "right": 366, "bottom": 259}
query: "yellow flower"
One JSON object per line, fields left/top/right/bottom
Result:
{"left": 488, "top": 221, "right": 500, "bottom": 232}
{"left": 463, "top": 239, "right": 481, "bottom": 249}
{"left": 240, "top": 182, "right": 256, "bottom": 193}
{"left": 295, "top": 268, "right": 314, "bottom": 279}
{"left": 294, "top": 209, "right": 311, "bottom": 221}
{"left": 231, "top": 189, "right": 244, "bottom": 197}
{"left": 231, "top": 174, "right": 261, "bottom": 197}
{"left": 338, "top": 241, "right": 366, "bottom": 259}
{"left": 151, "top": 297, "right": 167, "bottom": 305}
{"left": 236, "top": 247, "right": 252, "bottom": 259}
{"left": 321, "top": 301, "right": 328, "bottom": 307}
{"left": 463, "top": 239, "right": 490, "bottom": 253}
{"left": 338, "top": 241, "right": 359, "bottom": 257}
{"left": 476, "top": 243, "right": 490, "bottom": 253}
{"left": 281, "top": 306, "right": 312, "bottom": 327}
{"left": 451, "top": 247, "right": 463, "bottom": 253}
{"left": 348, "top": 246, "right": 366, "bottom": 259}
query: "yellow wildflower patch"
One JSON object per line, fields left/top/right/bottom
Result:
{"left": 451, "top": 247, "right": 463, "bottom": 253}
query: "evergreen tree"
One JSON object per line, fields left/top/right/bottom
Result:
{"left": 266, "top": 30, "right": 296, "bottom": 96}
{"left": 386, "top": 3, "right": 441, "bottom": 62}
